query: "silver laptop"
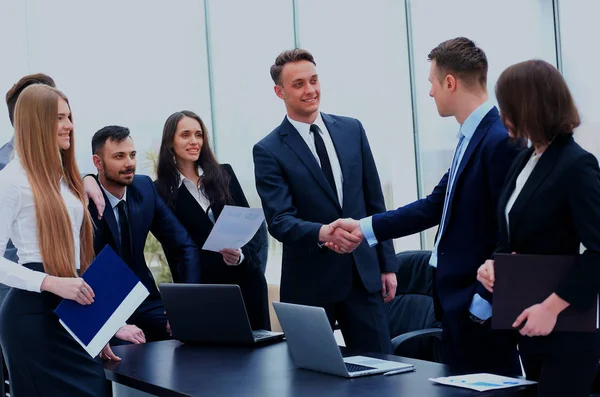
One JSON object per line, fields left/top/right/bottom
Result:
{"left": 160, "top": 284, "right": 283, "bottom": 345}
{"left": 273, "top": 301, "right": 414, "bottom": 378}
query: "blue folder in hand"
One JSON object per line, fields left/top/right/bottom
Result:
{"left": 54, "top": 245, "right": 149, "bottom": 357}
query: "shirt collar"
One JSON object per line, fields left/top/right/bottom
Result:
{"left": 287, "top": 112, "right": 327, "bottom": 138}
{"left": 459, "top": 101, "right": 494, "bottom": 140}
{"left": 177, "top": 166, "right": 205, "bottom": 188}
{"left": 99, "top": 182, "right": 127, "bottom": 209}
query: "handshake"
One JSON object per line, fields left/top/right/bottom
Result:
{"left": 319, "top": 218, "right": 364, "bottom": 254}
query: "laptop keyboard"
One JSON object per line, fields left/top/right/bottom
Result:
{"left": 345, "top": 363, "right": 376, "bottom": 373}
{"left": 253, "top": 330, "right": 277, "bottom": 340}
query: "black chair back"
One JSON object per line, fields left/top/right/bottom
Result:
{"left": 387, "top": 250, "right": 442, "bottom": 362}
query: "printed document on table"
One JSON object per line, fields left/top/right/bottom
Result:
{"left": 429, "top": 373, "right": 536, "bottom": 392}
{"left": 202, "top": 205, "right": 265, "bottom": 252}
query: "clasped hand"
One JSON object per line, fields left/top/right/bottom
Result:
{"left": 320, "top": 218, "right": 363, "bottom": 254}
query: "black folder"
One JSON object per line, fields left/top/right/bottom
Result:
{"left": 491, "top": 253, "right": 597, "bottom": 333}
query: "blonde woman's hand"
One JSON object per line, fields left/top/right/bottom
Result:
{"left": 99, "top": 344, "right": 121, "bottom": 361}
{"left": 41, "top": 275, "right": 95, "bottom": 305}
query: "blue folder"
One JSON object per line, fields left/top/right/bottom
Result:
{"left": 54, "top": 245, "right": 146, "bottom": 345}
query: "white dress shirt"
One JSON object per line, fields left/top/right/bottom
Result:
{"left": 0, "top": 159, "right": 84, "bottom": 292}
{"left": 505, "top": 151, "right": 542, "bottom": 228}
{"left": 287, "top": 114, "right": 344, "bottom": 206}
{"left": 178, "top": 167, "right": 243, "bottom": 264}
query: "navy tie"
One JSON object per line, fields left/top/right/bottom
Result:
{"left": 117, "top": 200, "right": 133, "bottom": 267}
{"left": 311, "top": 124, "right": 337, "bottom": 194}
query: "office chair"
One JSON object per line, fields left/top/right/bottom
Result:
{"left": 0, "top": 349, "right": 9, "bottom": 396}
{"left": 387, "top": 250, "right": 443, "bottom": 362}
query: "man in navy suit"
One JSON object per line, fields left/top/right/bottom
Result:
{"left": 253, "top": 49, "right": 397, "bottom": 354}
{"left": 329, "top": 38, "right": 522, "bottom": 374}
{"left": 88, "top": 125, "right": 200, "bottom": 342}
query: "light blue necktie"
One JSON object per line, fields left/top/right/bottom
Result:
{"left": 430, "top": 132, "right": 465, "bottom": 267}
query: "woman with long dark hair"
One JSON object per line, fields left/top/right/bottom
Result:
{"left": 477, "top": 60, "right": 600, "bottom": 397}
{"left": 155, "top": 110, "right": 270, "bottom": 330}
{"left": 0, "top": 84, "right": 114, "bottom": 396}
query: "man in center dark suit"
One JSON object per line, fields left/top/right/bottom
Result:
{"left": 88, "top": 125, "right": 200, "bottom": 342}
{"left": 328, "top": 38, "right": 522, "bottom": 375}
{"left": 253, "top": 49, "right": 397, "bottom": 354}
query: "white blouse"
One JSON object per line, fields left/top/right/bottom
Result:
{"left": 505, "top": 151, "right": 542, "bottom": 228}
{"left": 0, "top": 159, "right": 83, "bottom": 292}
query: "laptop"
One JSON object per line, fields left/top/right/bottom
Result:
{"left": 160, "top": 284, "right": 284, "bottom": 345}
{"left": 273, "top": 301, "right": 415, "bottom": 378}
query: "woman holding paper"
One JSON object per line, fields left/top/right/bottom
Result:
{"left": 155, "top": 110, "right": 270, "bottom": 330}
{"left": 0, "top": 85, "right": 114, "bottom": 396}
{"left": 477, "top": 60, "right": 600, "bottom": 397}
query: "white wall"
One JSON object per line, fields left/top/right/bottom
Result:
{"left": 559, "top": 0, "right": 600, "bottom": 159}
{"left": 0, "top": 0, "right": 595, "bottom": 285}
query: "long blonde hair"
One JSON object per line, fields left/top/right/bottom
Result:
{"left": 14, "top": 84, "right": 94, "bottom": 277}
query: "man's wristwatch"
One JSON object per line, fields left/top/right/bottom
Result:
{"left": 469, "top": 313, "right": 486, "bottom": 324}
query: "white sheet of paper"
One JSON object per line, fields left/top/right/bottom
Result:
{"left": 429, "top": 373, "right": 536, "bottom": 392}
{"left": 202, "top": 205, "right": 265, "bottom": 252}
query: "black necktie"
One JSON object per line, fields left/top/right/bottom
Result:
{"left": 117, "top": 200, "right": 133, "bottom": 266}
{"left": 311, "top": 124, "right": 337, "bottom": 194}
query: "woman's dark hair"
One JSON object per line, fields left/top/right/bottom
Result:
{"left": 156, "top": 110, "right": 232, "bottom": 209}
{"left": 495, "top": 59, "right": 580, "bottom": 146}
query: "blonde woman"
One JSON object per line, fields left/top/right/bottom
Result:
{"left": 0, "top": 85, "right": 115, "bottom": 396}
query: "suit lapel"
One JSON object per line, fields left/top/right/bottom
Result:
{"left": 443, "top": 108, "right": 498, "bottom": 225}
{"left": 179, "top": 185, "right": 214, "bottom": 225}
{"left": 498, "top": 148, "right": 533, "bottom": 241}
{"left": 452, "top": 108, "right": 499, "bottom": 193}
{"left": 322, "top": 113, "right": 348, "bottom": 209}
{"left": 280, "top": 116, "right": 340, "bottom": 206}
{"left": 100, "top": 189, "right": 121, "bottom": 252}
{"left": 507, "top": 137, "right": 567, "bottom": 239}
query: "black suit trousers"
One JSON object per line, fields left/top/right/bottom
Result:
{"left": 320, "top": 265, "right": 392, "bottom": 354}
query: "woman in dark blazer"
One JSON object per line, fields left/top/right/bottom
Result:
{"left": 155, "top": 110, "right": 270, "bottom": 330}
{"left": 477, "top": 60, "right": 600, "bottom": 397}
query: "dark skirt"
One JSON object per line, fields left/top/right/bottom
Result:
{"left": 0, "top": 263, "right": 109, "bottom": 397}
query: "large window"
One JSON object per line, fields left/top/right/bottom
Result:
{"left": 0, "top": 1, "right": 28, "bottom": 141}
{"left": 408, "top": 0, "right": 557, "bottom": 248}
{"left": 206, "top": 0, "right": 295, "bottom": 285}
{"left": 558, "top": 0, "right": 600, "bottom": 159}
{"left": 1, "top": 0, "right": 595, "bottom": 285}
{"left": 296, "top": 0, "right": 420, "bottom": 254}
{"left": 23, "top": 0, "right": 213, "bottom": 174}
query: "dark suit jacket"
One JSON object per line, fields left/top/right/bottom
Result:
{"left": 88, "top": 175, "right": 200, "bottom": 301}
{"left": 161, "top": 164, "right": 264, "bottom": 278}
{"left": 253, "top": 113, "right": 397, "bottom": 304}
{"left": 371, "top": 107, "right": 520, "bottom": 317}
{"left": 496, "top": 134, "right": 600, "bottom": 353}
{"left": 159, "top": 164, "right": 270, "bottom": 330}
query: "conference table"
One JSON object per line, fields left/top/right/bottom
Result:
{"left": 105, "top": 340, "right": 535, "bottom": 397}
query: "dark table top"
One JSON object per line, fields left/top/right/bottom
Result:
{"left": 105, "top": 340, "right": 534, "bottom": 397}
